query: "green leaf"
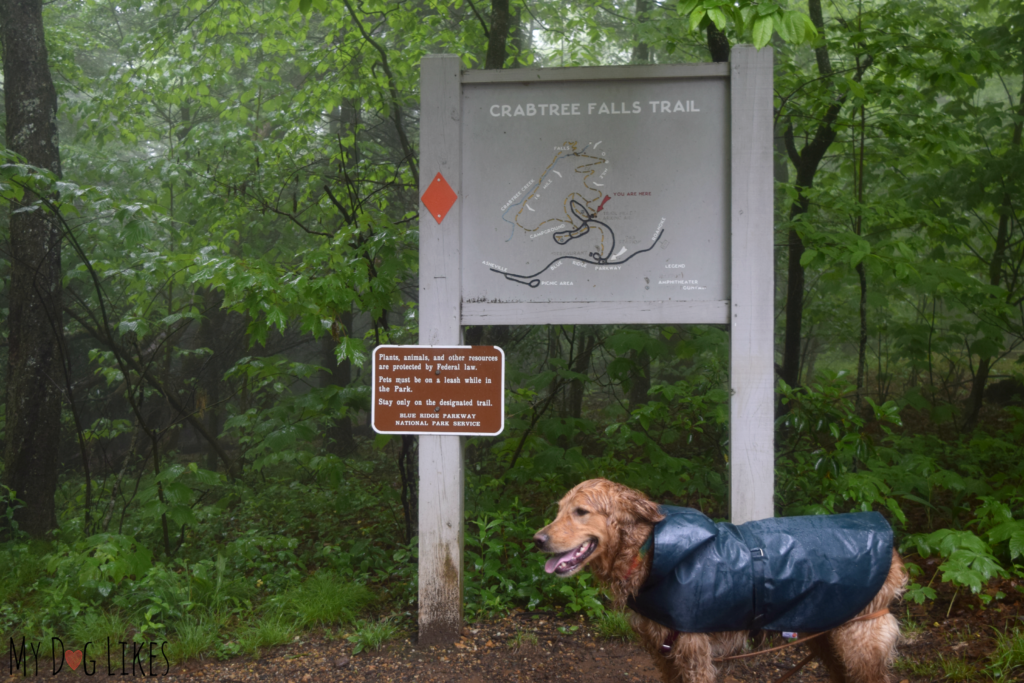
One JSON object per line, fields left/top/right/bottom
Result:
{"left": 904, "top": 583, "right": 937, "bottom": 605}
{"left": 706, "top": 7, "right": 727, "bottom": 30}
{"left": 958, "top": 72, "right": 978, "bottom": 88}
{"left": 773, "top": 11, "right": 793, "bottom": 43}
{"left": 1009, "top": 530, "right": 1024, "bottom": 560}
{"left": 785, "top": 11, "right": 806, "bottom": 43}
{"left": 752, "top": 16, "right": 773, "bottom": 49}
{"left": 801, "top": 14, "right": 818, "bottom": 39}
{"left": 298, "top": 0, "right": 312, "bottom": 14}
{"left": 689, "top": 7, "right": 706, "bottom": 32}
{"left": 167, "top": 505, "right": 198, "bottom": 526}
{"left": 677, "top": 0, "right": 699, "bottom": 14}
{"left": 847, "top": 77, "right": 866, "bottom": 100}
{"left": 799, "top": 249, "right": 818, "bottom": 267}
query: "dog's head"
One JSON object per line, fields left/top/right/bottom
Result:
{"left": 533, "top": 478, "right": 663, "bottom": 578}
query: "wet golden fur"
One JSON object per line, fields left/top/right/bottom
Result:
{"left": 534, "top": 479, "right": 908, "bottom": 683}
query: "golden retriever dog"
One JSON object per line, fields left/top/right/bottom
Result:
{"left": 534, "top": 479, "right": 907, "bottom": 683}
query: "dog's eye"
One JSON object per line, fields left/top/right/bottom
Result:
{"left": 574, "top": 508, "right": 589, "bottom": 517}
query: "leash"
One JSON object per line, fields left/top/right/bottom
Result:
{"left": 710, "top": 607, "right": 891, "bottom": 662}
{"left": 658, "top": 608, "right": 890, "bottom": 683}
{"left": 770, "top": 651, "right": 817, "bottom": 683}
{"left": 717, "top": 608, "right": 890, "bottom": 683}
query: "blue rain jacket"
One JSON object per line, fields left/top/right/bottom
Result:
{"left": 626, "top": 506, "right": 892, "bottom": 633}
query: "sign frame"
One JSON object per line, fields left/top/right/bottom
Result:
{"left": 417, "top": 49, "right": 774, "bottom": 645}
{"left": 370, "top": 344, "right": 505, "bottom": 436}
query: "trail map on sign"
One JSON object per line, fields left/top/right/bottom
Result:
{"left": 461, "top": 77, "right": 729, "bottom": 305}
{"left": 493, "top": 141, "right": 664, "bottom": 288}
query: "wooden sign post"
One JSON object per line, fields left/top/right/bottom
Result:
{"left": 417, "top": 47, "right": 774, "bottom": 645}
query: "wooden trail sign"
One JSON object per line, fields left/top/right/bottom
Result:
{"left": 371, "top": 345, "right": 505, "bottom": 436}
{"left": 417, "top": 47, "right": 774, "bottom": 645}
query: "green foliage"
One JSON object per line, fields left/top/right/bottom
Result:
{"left": 906, "top": 491, "right": 1024, "bottom": 600}
{"left": 234, "top": 617, "right": 299, "bottom": 658}
{"left": 507, "top": 630, "right": 539, "bottom": 650}
{"left": 909, "top": 529, "right": 1006, "bottom": 599}
{"left": 69, "top": 610, "right": 132, "bottom": 650}
{"left": 938, "top": 654, "right": 978, "bottom": 683}
{"left": 595, "top": 609, "right": 636, "bottom": 642}
{"left": 903, "top": 581, "right": 938, "bottom": 606}
{"left": 275, "top": 573, "right": 374, "bottom": 627}
{"left": 896, "top": 655, "right": 942, "bottom": 679}
{"left": 676, "top": 0, "right": 817, "bottom": 49}
{"left": 346, "top": 618, "right": 400, "bottom": 655}
{"left": 463, "top": 499, "right": 609, "bottom": 619}
{"left": 776, "top": 373, "right": 907, "bottom": 520}
{"left": 973, "top": 496, "right": 1024, "bottom": 568}
{"left": 987, "top": 627, "right": 1024, "bottom": 680}
{"left": 167, "top": 614, "right": 221, "bottom": 664}
{"left": 465, "top": 502, "right": 542, "bottom": 616}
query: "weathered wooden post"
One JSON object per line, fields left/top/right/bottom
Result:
{"left": 728, "top": 47, "right": 775, "bottom": 524}
{"left": 417, "top": 55, "right": 465, "bottom": 645}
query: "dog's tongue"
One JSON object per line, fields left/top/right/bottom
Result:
{"left": 544, "top": 550, "right": 574, "bottom": 574}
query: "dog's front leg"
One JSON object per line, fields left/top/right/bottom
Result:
{"left": 666, "top": 632, "right": 717, "bottom": 683}
{"left": 631, "top": 614, "right": 717, "bottom": 683}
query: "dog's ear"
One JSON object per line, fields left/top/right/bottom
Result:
{"left": 608, "top": 486, "right": 664, "bottom": 529}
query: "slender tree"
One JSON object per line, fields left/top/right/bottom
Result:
{"left": 484, "top": 0, "right": 511, "bottom": 69}
{"left": 779, "top": 0, "right": 870, "bottom": 393}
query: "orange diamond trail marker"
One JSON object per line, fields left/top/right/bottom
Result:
{"left": 421, "top": 172, "right": 457, "bottom": 224}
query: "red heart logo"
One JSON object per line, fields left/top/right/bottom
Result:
{"left": 65, "top": 650, "right": 83, "bottom": 670}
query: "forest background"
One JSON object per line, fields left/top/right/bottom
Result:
{"left": 1, "top": 0, "right": 1024, "bottom": 676}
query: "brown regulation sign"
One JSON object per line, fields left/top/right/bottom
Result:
{"left": 371, "top": 345, "right": 504, "bottom": 436}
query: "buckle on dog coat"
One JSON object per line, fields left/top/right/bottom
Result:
{"left": 660, "top": 630, "right": 678, "bottom": 654}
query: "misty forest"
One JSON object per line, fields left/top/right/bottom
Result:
{"left": 2, "top": 0, "right": 1024, "bottom": 679}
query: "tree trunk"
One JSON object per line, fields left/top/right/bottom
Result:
{"left": 568, "top": 330, "right": 596, "bottom": 419}
{"left": 780, "top": 0, "right": 867, "bottom": 396}
{"left": 196, "top": 288, "right": 228, "bottom": 471}
{"left": 856, "top": 261, "right": 868, "bottom": 405}
{"left": 632, "top": 0, "right": 653, "bottom": 63}
{"left": 802, "top": 334, "right": 820, "bottom": 385}
{"left": 484, "top": 0, "right": 510, "bottom": 70}
{"left": 855, "top": 102, "right": 868, "bottom": 408}
{"left": 706, "top": 23, "right": 730, "bottom": 63}
{"left": 547, "top": 326, "right": 563, "bottom": 415}
{"left": 628, "top": 349, "right": 652, "bottom": 410}
{"left": 322, "top": 309, "right": 356, "bottom": 455}
{"left": 1, "top": 0, "right": 64, "bottom": 539}
{"left": 780, "top": 205, "right": 807, "bottom": 390}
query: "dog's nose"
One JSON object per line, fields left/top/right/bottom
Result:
{"left": 533, "top": 532, "right": 549, "bottom": 550}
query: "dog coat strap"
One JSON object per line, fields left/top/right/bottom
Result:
{"left": 749, "top": 546, "right": 768, "bottom": 630}
{"left": 738, "top": 521, "right": 772, "bottom": 631}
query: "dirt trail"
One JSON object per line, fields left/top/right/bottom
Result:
{"left": 8, "top": 574, "right": 1021, "bottom": 683}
